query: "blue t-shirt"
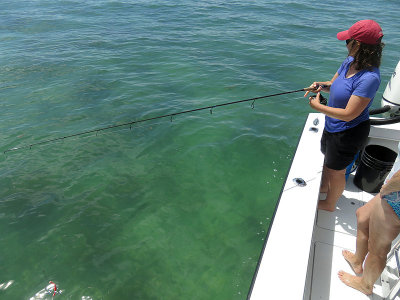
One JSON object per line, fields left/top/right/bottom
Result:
{"left": 325, "top": 56, "right": 381, "bottom": 133}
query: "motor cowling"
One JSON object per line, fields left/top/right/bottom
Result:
{"left": 381, "top": 60, "right": 400, "bottom": 117}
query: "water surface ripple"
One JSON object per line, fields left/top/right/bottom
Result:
{"left": 0, "top": 1, "right": 399, "bottom": 299}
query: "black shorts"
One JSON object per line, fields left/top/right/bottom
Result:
{"left": 321, "top": 120, "right": 370, "bottom": 170}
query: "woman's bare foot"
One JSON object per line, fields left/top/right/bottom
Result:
{"left": 342, "top": 250, "right": 363, "bottom": 275}
{"left": 317, "top": 200, "right": 335, "bottom": 212}
{"left": 338, "top": 271, "right": 373, "bottom": 295}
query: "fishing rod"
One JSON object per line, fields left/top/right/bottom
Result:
{"left": 4, "top": 87, "right": 317, "bottom": 154}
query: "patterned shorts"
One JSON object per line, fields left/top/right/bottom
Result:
{"left": 383, "top": 191, "right": 400, "bottom": 219}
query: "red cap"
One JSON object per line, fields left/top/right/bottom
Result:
{"left": 337, "top": 20, "right": 383, "bottom": 45}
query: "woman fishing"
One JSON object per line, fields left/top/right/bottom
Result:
{"left": 304, "top": 20, "right": 384, "bottom": 212}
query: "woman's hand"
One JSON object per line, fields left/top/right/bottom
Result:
{"left": 304, "top": 82, "right": 330, "bottom": 97}
{"left": 308, "top": 92, "right": 322, "bottom": 110}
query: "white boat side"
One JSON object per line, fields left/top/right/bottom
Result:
{"left": 248, "top": 112, "right": 325, "bottom": 300}
{"left": 248, "top": 112, "right": 400, "bottom": 300}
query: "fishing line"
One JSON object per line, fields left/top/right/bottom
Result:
{"left": 12, "top": 119, "right": 168, "bottom": 154}
{"left": 4, "top": 88, "right": 311, "bottom": 153}
{"left": 58, "top": 119, "right": 167, "bottom": 145}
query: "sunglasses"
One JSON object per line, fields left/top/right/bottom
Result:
{"left": 346, "top": 39, "right": 352, "bottom": 45}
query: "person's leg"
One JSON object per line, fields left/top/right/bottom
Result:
{"left": 339, "top": 197, "right": 400, "bottom": 295}
{"left": 319, "top": 121, "right": 370, "bottom": 212}
{"left": 342, "top": 195, "right": 378, "bottom": 274}
{"left": 318, "top": 167, "right": 346, "bottom": 212}
{"left": 320, "top": 165, "right": 328, "bottom": 193}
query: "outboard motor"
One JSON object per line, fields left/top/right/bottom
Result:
{"left": 381, "top": 60, "right": 400, "bottom": 117}
{"left": 370, "top": 60, "right": 400, "bottom": 125}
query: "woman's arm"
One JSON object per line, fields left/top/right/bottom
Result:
{"left": 309, "top": 93, "right": 371, "bottom": 122}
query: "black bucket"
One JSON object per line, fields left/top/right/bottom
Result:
{"left": 353, "top": 144, "right": 397, "bottom": 193}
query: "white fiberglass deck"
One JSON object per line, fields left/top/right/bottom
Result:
{"left": 306, "top": 174, "right": 400, "bottom": 300}
{"left": 305, "top": 123, "right": 400, "bottom": 300}
{"left": 249, "top": 113, "right": 400, "bottom": 300}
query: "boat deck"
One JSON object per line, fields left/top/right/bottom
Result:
{"left": 248, "top": 113, "right": 400, "bottom": 300}
{"left": 306, "top": 174, "right": 400, "bottom": 300}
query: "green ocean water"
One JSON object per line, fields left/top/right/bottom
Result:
{"left": 0, "top": 1, "right": 399, "bottom": 299}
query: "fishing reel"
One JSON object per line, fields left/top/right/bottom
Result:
{"left": 309, "top": 93, "right": 327, "bottom": 106}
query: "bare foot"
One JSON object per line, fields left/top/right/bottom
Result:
{"left": 338, "top": 270, "right": 373, "bottom": 295}
{"left": 342, "top": 250, "right": 363, "bottom": 275}
{"left": 317, "top": 200, "right": 335, "bottom": 212}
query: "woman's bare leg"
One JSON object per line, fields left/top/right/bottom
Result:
{"left": 320, "top": 165, "right": 329, "bottom": 193}
{"left": 339, "top": 197, "right": 400, "bottom": 295}
{"left": 342, "top": 195, "right": 378, "bottom": 274}
{"left": 318, "top": 167, "right": 346, "bottom": 212}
